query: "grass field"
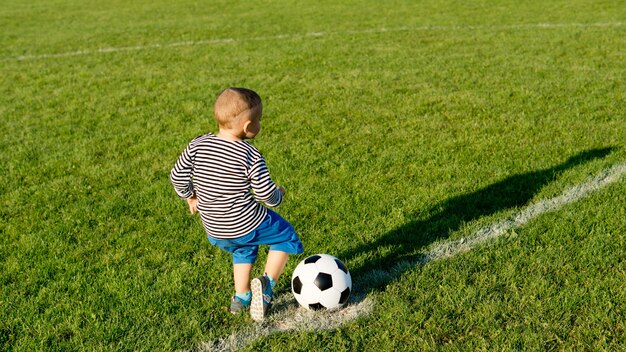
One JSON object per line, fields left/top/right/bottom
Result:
{"left": 1, "top": 0, "right": 625, "bottom": 350}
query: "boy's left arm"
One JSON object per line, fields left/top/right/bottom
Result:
{"left": 249, "top": 156, "right": 283, "bottom": 207}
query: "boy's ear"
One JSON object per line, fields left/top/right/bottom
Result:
{"left": 242, "top": 120, "right": 252, "bottom": 134}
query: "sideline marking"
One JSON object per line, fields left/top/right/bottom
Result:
{"left": 3, "top": 22, "right": 623, "bottom": 62}
{"left": 200, "top": 163, "right": 626, "bottom": 351}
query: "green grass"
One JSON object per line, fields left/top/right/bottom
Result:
{"left": 1, "top": 0, "right": 625, "bottom": 350}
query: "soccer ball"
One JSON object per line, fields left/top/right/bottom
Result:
{"left": 291, "top": 254, "right": 352, "bottom": 310}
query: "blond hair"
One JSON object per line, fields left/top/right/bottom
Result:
{"left": 213, "top": 87, "right": 262, "bottom": 128}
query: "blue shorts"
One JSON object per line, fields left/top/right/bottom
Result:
{"left": 207, "top": 210, "right": 304, "bottom": 264}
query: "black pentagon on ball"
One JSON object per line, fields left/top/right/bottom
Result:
{"left": 339, "top": 287, "right": 350, "bottom": 305}
{"left": 304, "top": 255, "right": 322, "bottom": 264}
{"left": 313, "top": 272, "right": 333, "bottom": 291}
{"left": 334, "top": 259, "right": 348, "bottom": 274}
{"left": 309, "top": 303, "right": 325, "bottom": 310}
{"left": 292, "top": 276, "right": 303, "bottom": 295}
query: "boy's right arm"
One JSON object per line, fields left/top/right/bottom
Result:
{"left": 186, "top": 194, "right": 198, "bottom": 214}
{"left": 170, "top": 144, "right": 195, "bottom": 199}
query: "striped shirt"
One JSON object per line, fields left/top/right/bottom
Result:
{"left": 170, "top": 133, "right": 283, "bottom": 239}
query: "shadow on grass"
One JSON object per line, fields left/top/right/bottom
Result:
{"left": 342, "top": 147, "right": 615, "bottom": 297}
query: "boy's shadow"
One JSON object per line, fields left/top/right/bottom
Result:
{"left": 342, "top": 147, "right": 614, "bottom": 297}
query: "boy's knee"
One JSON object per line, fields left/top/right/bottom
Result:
{"left": 231, "top": 245, "right": 259, "bottom": 264}
{"left": 269, "top": 239, "right": 304, "bottom": 255}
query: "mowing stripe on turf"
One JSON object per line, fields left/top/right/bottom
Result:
{"left": 3, "top": 22, "right": 623, "bottom": 62}
{"left": 200, "top": 163, "right": 626, "bottom": 351}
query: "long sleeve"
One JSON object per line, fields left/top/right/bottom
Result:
{"left": 170, "top": 143, "right": 195, "bottom": 199}
{"left": 248, "top": 156, "right": 283, "bottom": 207}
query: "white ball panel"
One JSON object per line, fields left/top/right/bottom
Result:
{"left": 318, "top": 288, "right": 342, "bottom": 309}
{"left": 330, "top": 270, "right": 351, "bottom": 291}
{"left": 293, "top": 292, "right": 310, "bottom": 309}
{"left": 319, "top": 253, "right": 339, "bottom": 260}
{"left": 293, "top": 263, "right": 320, "bottom": 284}
{"left": 297, "top": 283, "right": 321, "bottom": 306}
{"left": 314, "top": 256, "right": 340, "bottom": 274}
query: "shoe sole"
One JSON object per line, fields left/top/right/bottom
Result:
{"left": 250, "top": 277, "right": 265, "bottom": 322}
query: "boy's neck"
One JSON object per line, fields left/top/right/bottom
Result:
{"left": 217, "top": 130, "right": 244, "bottom": 141}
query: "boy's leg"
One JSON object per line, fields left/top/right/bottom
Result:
{"left": 233, "top": 263, "right": 253, "bottom": 294}
{"left": 230, "top": 263, "right": 253, "bottom": 314}
{"left": 264, "top": 250, "right": 289, "bottom": 282}
{"left": 251, "top": 250, "right": 289, "bottom": 322}
{"left": 248, "top": 210, "right": 303, "bottom": 321}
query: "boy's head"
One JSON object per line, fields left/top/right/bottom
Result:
{"left": 213, "top": 88, "right": 262, "bottom": 134}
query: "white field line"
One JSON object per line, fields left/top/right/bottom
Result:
{"left": 4, "top": 22, "right": 623, "bottom": 62}
{"left": 199, "top": 163, "right": 626, "bottom": 351}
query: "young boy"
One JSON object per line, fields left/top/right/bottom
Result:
{"left": 170, "top": 87, "right": 303, "bottom": 321}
